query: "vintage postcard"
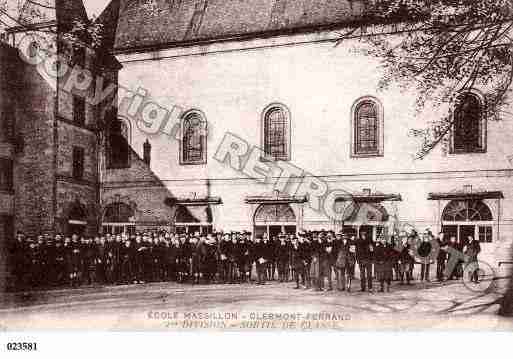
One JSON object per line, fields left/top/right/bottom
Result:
{"left": 1, "top": 0, "right": 513, "bottom": 340}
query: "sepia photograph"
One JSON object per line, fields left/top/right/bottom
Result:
{"left": 1, "top": 0, "right": 513, "bottom": 346}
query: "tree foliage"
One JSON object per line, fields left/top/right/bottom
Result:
{"left": 0, "top": 0, "right": 103, "bottom": 49}
{"left": 339, "top": 0, "right": 513, "bottom": 159}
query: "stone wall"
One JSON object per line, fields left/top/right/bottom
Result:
{"left": 13, "top": 50, "right": 56, "bottom": 236}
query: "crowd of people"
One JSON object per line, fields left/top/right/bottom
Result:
{"left": 5, "top": 228, "right": 482, "bottom": 293}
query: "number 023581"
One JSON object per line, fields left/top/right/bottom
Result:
{"left": 6, "top": 342, "right": 38, "bottom": 351}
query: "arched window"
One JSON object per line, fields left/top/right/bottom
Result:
{"left": 253, "top": 204, "right": 296, "bottom": 239}
{"left": 107, "top": 118, "right": 131, "bottom": 169}
{"left": 104, "top": 202, "right": 134, "bottom": 223}
{"left": 442, "top": 200, "right": 492, "bottom": 222}
{"left": 452, "top": 92, "right": 486, "bottom": 153}
{"left": 262, "top": 104, "right": 290, "bottom": 161}
{"left": 442, "top": 200, "right": 493, "bottom": 243}
{"left": 181, "top": 110, "right": 207, "bottom": 165}
{"left": 352, "top": 97, "right": 383, "bottom": 157}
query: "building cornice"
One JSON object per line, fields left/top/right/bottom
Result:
{"left": 114, "top": 28, "right": 351, "bottom": 64}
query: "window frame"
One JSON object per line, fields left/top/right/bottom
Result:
{"left": 450, "top": 91, "right": 487, "bottom": 154}
{"left": 106, "top": 118, "right": 131, "bottom": 169}
{"left": 350, "top": 96, "right": 384, "bottom": 158}
{"left": 0, "top": 158, "right": 14, "bottom": 192}
{"left": 72, "top": 146, "right": 85, "bottom": 181}
{"left": 73, "top": 95, "right": 86, "bottom": 126}
{"left": 441, "top": 200, "right": 494, "bottom": 243}
{"left": 179, "top": 109, "right": 207, "bottom": 165}
{"left": 261, "top": 103, "right": 291, "bottom": 162}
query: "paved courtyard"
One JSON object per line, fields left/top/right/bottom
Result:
{"left": 1, "top": 274, "right": 513, "bottom": 331}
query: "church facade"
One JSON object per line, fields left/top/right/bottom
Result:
{"left": 97, "top": 0, "right": 513, "bottom": 266}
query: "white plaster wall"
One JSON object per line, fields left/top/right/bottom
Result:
{"left": 113, "top": 36, "right": 513, "bottom": 265}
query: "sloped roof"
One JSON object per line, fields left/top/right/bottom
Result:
{"left": 17, "top": 0, "right": 89, "bottom": 29}
{"left": 96, "top": 0, "right": 122, "bottom": 53}
{"left": 99, "top": 0, "right": 373, "bottom": 53}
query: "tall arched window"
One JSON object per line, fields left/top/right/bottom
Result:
{"left": 452, "top": 92, "right": 486, "bottom": 153}
{"left": 181, "top": 110, "right": 207, "bottom": 165}
{"left": 107, "top": 118, "right": 131, "bottom": 169}
{"left": 262, "top": 104, "right": 290, "bottom": 161}
{"left": 352, "top": 97, "right": 383, "bottom": 157}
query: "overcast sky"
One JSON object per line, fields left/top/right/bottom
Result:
{"left": 84, "top": 0, "right": 110, "bottom": 18}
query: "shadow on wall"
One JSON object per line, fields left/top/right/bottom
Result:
{"left": 101, "top": 130, "right": 184, "bottom": 229}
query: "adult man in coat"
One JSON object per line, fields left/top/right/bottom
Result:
{"left": 276, "top": 234, "right": 290, "bottom": 283}
{"left": 291, "top": 235, "right": 306, "bottom": 289}
{"left": 335, "top": 234, "right": 357, "bottom": 292}
{"left": 436, "top": 232, "right": 448, "bottom": 282}
{"left": 464, "top": 235, "right": 482, "bottom": 283}
{"left": 219, "top": 234, "right": 232, "bottom": 283}
{"left": 356, "top": 232, "right": 374, "bottom": 292}
{"left": 252, "top": 236, "right": 267, "bottom": 285}
{"left": 418, "top": 231, "right": 433, "bottom": 282}
{"left": 398, "top": 235, "right": 414, "bottom": 285}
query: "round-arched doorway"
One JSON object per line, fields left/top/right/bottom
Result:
{"left": 102, "top": 202, "right": 136, "bottom": 235}
{"left": 342, "top": 203, "right": 389, "bottom": 241}
{"left": 441, "top": 200, "right": 493, "bottom": 243}
{"left": 174, "top": 205, "right": 213, "bottom": 235}
{"left": 253, "top": 204, "right": 296, "bottom": 239}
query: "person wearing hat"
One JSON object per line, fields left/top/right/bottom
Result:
{"left": 132, "top": 234, "right": 145, "bottom": 284}
{"left": 335, "top": 233, "right": 355, "bottom": 292}
{"left": 228, "top": 233, "right": 240, "bottom": 283}
{"left": 234, "top": 233, "right": 250, "bottom": 283}
{"left": 119, "top": 236, "right": 134, "bottom": 284}
{"left": 68, "top": 234, "right": 82, "bottom": 287}
{"left": 317, "top": 232, "right": 332, "bottom": 291}
{"left": 397, "top": 235, "right": 414, "bottom": 285}
{"left": 262, "top": 233, "right": 275, "bottom": 281}
{"left": 155, "top": 235, "right": 168, "bottom": 282}
{"left": 276, "top": 234, "right": 290, "bottom": 283}
{"left": 374, "top": 235, "right": 395, "bottom": 292}
{"left": 356, "top": 231, "right": 374, "bottom": 292}
{"left": 291, "top": 235, "right": 308, "bottom": 289}
{"left": 464, "top": 235, "right": 481, "bottom": 283}
{"left": 83, "top": 237, "right": 98, "bottom": 286}
{"left": 104, "top": 235, "right": 116, "bottom": 284}
{"left": 302, "top": 232, "right": 313, "bottom": 288}
{"left": 252, "top": 236, "right": 267, "bottom": 285}
{"left": 143, "top": 235, "right": 156, "bottom": 283}
{"left": 309, "top": 232, "right": 323, "bottom": 291}
{"left": 190, "top": 234, "right": 203, "bottom": 285}
{"left": 25, "top": 237, "right": 38, "bottom": 287}
{"left": 219, "top": 233, "right": 232, "bottom": 283}
{"left": 165, "top": 236, "right": 178, "bottom": 282}
{"left": 53, "top": 235, "right": 66, "bottom": 286}
{"left": 418, "top": 230, "right": 433, "bottom": 282}
{"left": 9, "top": 232, "right": 27, "bottom": 290}
{"left": 201, "top": 235, "right": 217, "bottom": 284}
{"left": 43, "top": 235, "right": 56, "bottom": 287}
{"left": 436, "top": 232, "right": 448, "bottom": 282}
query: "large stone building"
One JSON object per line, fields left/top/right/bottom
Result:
{"left": 93, "top": 0, "right": 513, "bottom": 266}
{"left": 0, "top": 0, "right": 119, "bottom": 242}
{"left": 1, "top": 0, "right": 513, "bottom": 269}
